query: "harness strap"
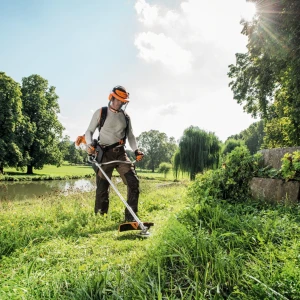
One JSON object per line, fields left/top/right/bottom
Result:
{"left": 101, "top": 142, "right": 125, "bottom": 151}
{"left": 97, "top": 106, "right": 130, "bottom": 147}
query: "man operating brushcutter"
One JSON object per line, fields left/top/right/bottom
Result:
{"left": 83, "top": 85, "right": 144, "bottom": 222}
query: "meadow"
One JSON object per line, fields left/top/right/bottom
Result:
{"left": 1, "top": 164, "right": 181, "bottom": 181}
{"left": 1, "top": 164, "right": 300, "bottom": 299}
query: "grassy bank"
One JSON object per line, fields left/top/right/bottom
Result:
{"left": 1, "top": 164, "right": 94, "bottom": 181}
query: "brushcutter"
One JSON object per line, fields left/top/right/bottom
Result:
{"left": 76, "top": 135, "right": 154, "bottom": 236}
{"left": 75, "top": 135, "right": 154, "bottom": 237}
{"left": 88, "top": 156, "right": 154, "bottom": 236}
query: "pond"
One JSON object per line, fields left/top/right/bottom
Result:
{"left": 0, "top": 178, "right": 97, "bottom": 201}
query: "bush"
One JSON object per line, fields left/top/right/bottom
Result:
{"left": 221, "top": 139, "right": 246, "bottom": 156}
{"left": 189, "top": 146, "right": 263, "bottom": 202}
{"left": 158, "top": 162, "right": 172, "bottom": 178}
{"left": 281, "top": 151, "right": 300, "bottom": 181}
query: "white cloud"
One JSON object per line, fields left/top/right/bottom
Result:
{"left": 157, "top": 103, "right": 179, "bottom": 116}
{"left": 135, "top": 0, "right": 159, "bottom": 27}
{"left": 128, "top": 0, "right": 257, "bottom": 142}
{"left": 134, "top": 32, "right": 193, "bottom": 74}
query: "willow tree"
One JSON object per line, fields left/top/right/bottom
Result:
{"left": 173, "top": 126, "right": 221, "bottom": 180}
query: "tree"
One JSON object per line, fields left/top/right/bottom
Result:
{"left": 68, "top": 143, "right": 84, "bottom": 165}
{"left": 58, "top": 135, "right": 72, "bottom": 162}
{"left": 158, "top": 162, "right": 172, "bottom": 179}
{"left": 126, "top": 149, "right": 135, "bottom": 162}
{"left": 0, "top": 72, "right": 23, "bottom": 174}
{"left": 228, "top": 0, "right": 300, "bottom": 147}
{"left": 227, "top": 120, "right": 265, "bottom": 154}
{"left": 222, "top": 139, "right": 246, "bottom": 156}
{"left": 19, "top": 75, "right": 64, "bottom": 174}
{"left": 137, "top": 130, "right": 178, "bottom": 172}
{"left": 173, "top": 126, "right": 221, "bottom": 180}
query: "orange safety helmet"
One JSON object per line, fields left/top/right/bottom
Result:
{"left": 108, "top": 85, "right": 130, "bottom": 103}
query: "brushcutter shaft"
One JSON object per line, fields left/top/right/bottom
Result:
{"left": 89, "top": 157, "right": 147, "bottom": 232}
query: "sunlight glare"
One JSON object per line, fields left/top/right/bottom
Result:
{"left": 240, "top": 1, "right": 257, "bottom": 21}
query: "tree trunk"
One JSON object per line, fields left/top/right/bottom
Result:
{"left": 0, "top": 165, "right": 3, "bottom": 174}
{"left": 27, "top": 165, "right": 33, "bottom": 174}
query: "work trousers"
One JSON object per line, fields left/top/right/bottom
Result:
{"left": 94, "top": 146, "right": 139, "bottom": 220}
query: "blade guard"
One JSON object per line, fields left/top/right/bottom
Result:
{"left": 118, "top": 222, "right": 154, "bottom": 232}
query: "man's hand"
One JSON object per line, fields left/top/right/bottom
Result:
{"left": 87, "top": 144, "right": 96, "bottom": 156}
{"left": 75, "top": 135, "right": 86, "bottom": 146}
{"left": 135, "top": 149, "right": 144, "bottom": 161}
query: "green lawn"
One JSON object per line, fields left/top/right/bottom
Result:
{"left": 2, "top": 164, "right": 188, "bottom": 181}
{"left": 4, "top": 164, "right": 94, "bottom": 177}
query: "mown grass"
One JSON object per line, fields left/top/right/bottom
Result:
{"left": 1, "top": 164, "right": 185, "bottom": 181}
{"left": 4, "top": 164, "right": 93, "bottom": 177}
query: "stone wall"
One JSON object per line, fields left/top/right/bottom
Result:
{"left": 259, "top": 146, "right": 300, "bottom": 169}
{"left": 250, "top": 177, "right": 300, "bottom": 204}
{"left": 250, "top": 147, "right": 300, "bottom": 203}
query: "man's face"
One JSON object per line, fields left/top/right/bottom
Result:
{"left": 111, "top": 98, "right": 125, "bottom": 111}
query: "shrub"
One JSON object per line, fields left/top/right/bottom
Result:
{"left": 189, "top": 147, "right": 263, "bottom": 202}
{"left": 281, "top": 151, "right": 300, "bottom": 181}
{"left": 221, "top": 138, "right": 246, "bottom": 156}
{"left": 158, "top": 162, "right": 172, "bottom": 178}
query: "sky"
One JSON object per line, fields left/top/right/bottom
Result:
{"left": 0, "top": 0, "right": 258, "bottom": 145}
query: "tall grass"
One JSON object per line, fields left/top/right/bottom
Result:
{"left": 123, "top": 197, "right": 300, "bottom": 299}
{"left": 1, "top": 174, "right": 300, "bottom": 299}
{"left": 0, "top": 178, "right": 188, "bottom": 299}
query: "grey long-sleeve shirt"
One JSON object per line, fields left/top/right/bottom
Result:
{"left": 85, "top": 107, "right": 138, "bottom": 151}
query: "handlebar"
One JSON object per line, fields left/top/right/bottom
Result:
{"left": 88, "top": 156, "right": 136, "bottom": 166}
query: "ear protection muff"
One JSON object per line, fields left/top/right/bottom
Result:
{"left": 108, "top": 86, "right": 130, "bottom": 103}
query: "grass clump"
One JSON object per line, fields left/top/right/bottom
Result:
{"left": 121, "top": 196, "right": 300, "bottom": 299}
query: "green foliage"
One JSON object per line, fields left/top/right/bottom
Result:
{"left": 0, "top": 72, "right": 24, "bottom": 173}
{"left": 137, "top": 130, "right": 178, "bottom": 172}
{"left": 158, "top": 162, "right": 172, "bottom": 178}
{"left": 280, "top": 151, "right": 300, "bottom": 181}
{"left": 19, "top": 75, "right": 64, "bottom": 173}
{"left": 190, "top": 146, "right": 263, "bottom": 202}
{"left": 228, "top": 0, "right": 300, "bottom": 147}
{"left": 174, "top": 126, "right": 221, "bottom": 180}
{"left": 125, "top": 149, "right": 135, "bottom": 162}
{"left": 228, "top": 120, "right": 265, "bottom": 154}
{"left": 58, "top": 136, "right": 88, "bottom": 165}
{"left": 67, "top": 143, "right": 85, "bottom": 165}
{"left": 58, "top": 135, "right": 71, "bottom": 161}
{"left": 254, "top": 165, "right": 281, "bottom": 180}
{"left": 221, "top": 138, "right": 245, "bottom": 156}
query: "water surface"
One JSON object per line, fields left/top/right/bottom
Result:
{"left": 0, "top": 178, "right": 96, "bottom": 201}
